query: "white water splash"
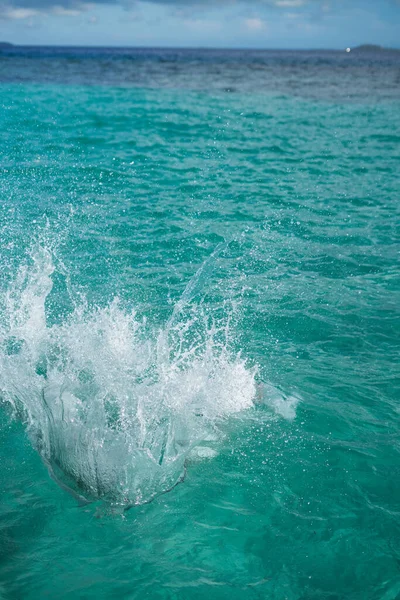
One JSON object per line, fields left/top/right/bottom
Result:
{"left": 0, "top": 245, "right": 258, "bottom": 506}
{"left": 258, "top": 383, "right": 300, "bottom": 421}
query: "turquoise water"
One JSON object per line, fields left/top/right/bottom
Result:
{"left": 0, "top": 49, "right": 400, "bottom": 599}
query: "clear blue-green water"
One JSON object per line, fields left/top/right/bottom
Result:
{"left": 0, "top": 47, "right": 400, "bottom": 599}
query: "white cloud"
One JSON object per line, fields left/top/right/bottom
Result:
{"left": 0, "top": 1, "right": 95, "bottom": 19}
{"left": 245, "top": 17, "right": 266, "bottom": 30}
{"left": 0, "top": 7, "right": 40, "bottom": 18}
{"left": 273, "top": 0, "right": 307, "bottom": 7}
{"left": 181, "top": 17, "right": 221, "bottom": 32}
{"left": 52, "top": 6, "right": 82, "bottom": 16}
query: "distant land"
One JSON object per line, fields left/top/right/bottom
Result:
{"left": 351, "top": 44, "right": 400, "bottom": 52}
{"left": 0, "top": 42, "right": 13, "bottom": 48}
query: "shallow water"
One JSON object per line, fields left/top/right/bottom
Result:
{"left": 0, "top": 48, "right": 399, "bottom": 599}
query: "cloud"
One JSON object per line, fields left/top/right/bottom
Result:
{"left": 52, "top": 5, "right": 83, "bottom": 15}
{"left": 0, "top": 0, "right": 104, "bottom": 19}
{"left": 182, "top": 16, "right": 222, "bottom": 31}
{"left": 0, "top": 0, "right": 92, "bottom": 20}
{"left": 0, "top": 0, "right": 398, "bottom": 22}
{"left": 0, "top": 0, "right": 311, "bottom": 18}
{"left": 0, "top": 1, "right": 99, "bottom": 18}
{"left": 273, "top": 0, "right": 306, "bottom": 6}
{"left": 0, "top": 6, "right": 40, "bottom": 18}
{"left": 244, "top": 16, "right": 266, "bottom": 30}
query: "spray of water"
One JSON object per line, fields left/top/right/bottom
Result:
{"left": 0, "top": 243, "right": 258, "bottom": 506}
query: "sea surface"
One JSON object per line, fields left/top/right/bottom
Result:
{"left": 0, "top": 46, "right": 399, "bottom": 599}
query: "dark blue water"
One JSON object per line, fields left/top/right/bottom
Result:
{"left": 1, "top": 45, "right": 400, "bottom": 101}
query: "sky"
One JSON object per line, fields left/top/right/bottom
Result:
{"left": 0, "top": 0, "right": 399, "bottom": 49}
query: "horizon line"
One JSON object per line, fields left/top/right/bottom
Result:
{"left": 2, "top": 42, "right": 400, "bottom": 52}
